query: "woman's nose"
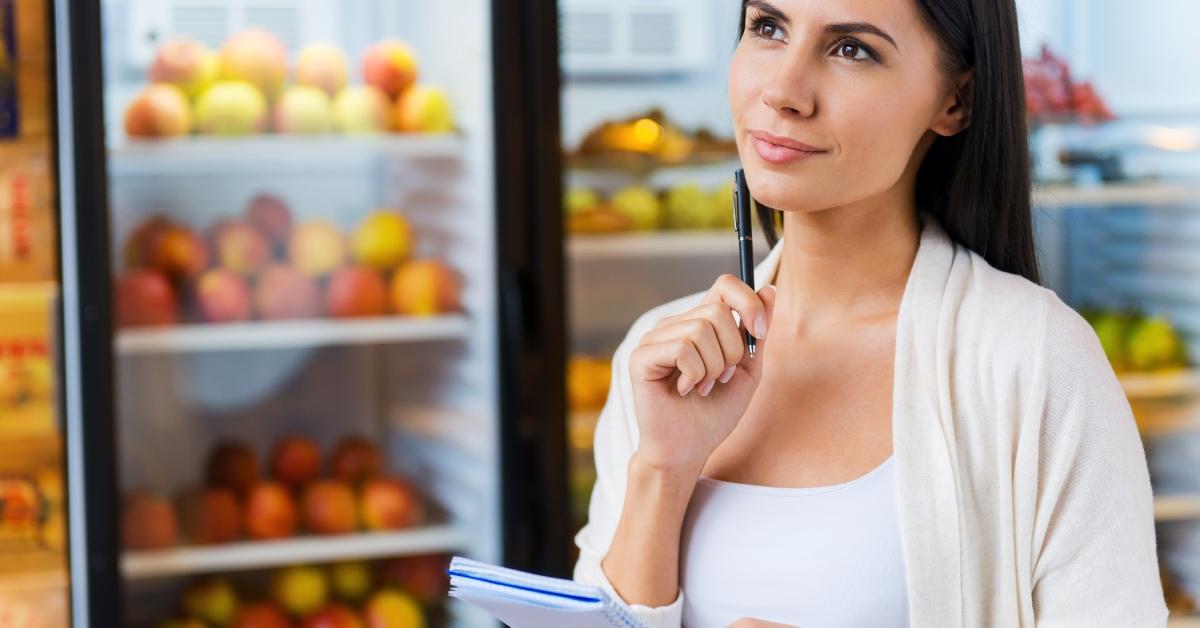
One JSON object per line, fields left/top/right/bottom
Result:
{"left": 759, "top": 53, "right": 817, "bottom": 118}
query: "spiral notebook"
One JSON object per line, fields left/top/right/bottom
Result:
{"left": 447, "top": 556, "right": 647, "bottom": 628}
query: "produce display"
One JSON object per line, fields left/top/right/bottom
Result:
{"left": 567, "top": 354, "right": 611, "bottom": 413}
{"left": 125, "top": 32, "right": 454, "bottom": 139}
{"left": 569, "top": 108, "right": 737, "bottom": 169}
{"left": 155, "top": 555, "right": 447, "bottom": 628}
{"left": 1023, "top": 44, "right": 1114, "bottom": 124}
{"left": 1081, "top": 308, "right": 1190, "bottom": 372}
{"left": 122, "top": 435, "right": 429, "bottom": 551}
{"left": 115, "top": 195, "right": 461, "bottom": 328}
{"left": 565, "top": 183, "right": 735, "bottom": 235}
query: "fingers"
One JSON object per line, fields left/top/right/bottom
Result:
{"left": 701, "top": 274, "right": 770, "bottom": 340}
{"left": 643, "top": 304, "right": 744, "bottom": 392}
{"left": 630, "top": 336, "right": 707, "bottom": 396}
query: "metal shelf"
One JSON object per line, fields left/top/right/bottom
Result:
{"left": 116, "top": 314, "right": 470, "bottom": 355}
{"left": 122, "top": 524, "right": 467, "bottom": 580}
{"left": 108, "top": 134, "right": 465, "bottom": 176}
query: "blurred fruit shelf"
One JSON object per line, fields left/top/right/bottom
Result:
{"left": 115, "top": 314, "right": 470, "bottom": 355}
{"left": 1171, "top": 615, "right": 1200, "bottom": 628}
{"left": 121, "top": 524, "right": 466, "bottom": 580}
{"left": 108, "top": 134, "right": 465, "bottom": 175}
{"left": 1121, "top": 368, "right": 1200, "bottom": 402}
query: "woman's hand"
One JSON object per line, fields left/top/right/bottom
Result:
{"left": 628, "top": 274, "right": 777, "bottom": 475}
{"left": 726, "top": 618, "right": 799, "bottom": 628}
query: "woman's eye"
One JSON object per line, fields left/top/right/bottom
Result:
{"left": 835, "top": 40, "right": 874, "bottom": 62}
{"left": 750, "top": 17, "right": 784, "bottom": 41}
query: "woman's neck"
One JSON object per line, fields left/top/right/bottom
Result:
{"left": 772, "top": 200, "right": 920, "bottom": 336}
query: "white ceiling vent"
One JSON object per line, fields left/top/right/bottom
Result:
{"left": 126, "top": 0, "right": 337, "bottom": 68}
{"left": 561, "top": 0, "right": 711, "bottom": 76}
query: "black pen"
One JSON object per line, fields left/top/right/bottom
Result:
{"left": 733, "top": 169, "right": 756, "bottom": 359}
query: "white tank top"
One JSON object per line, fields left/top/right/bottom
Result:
{"left": 679, "top": 455, "right": 909, "bottom": 628}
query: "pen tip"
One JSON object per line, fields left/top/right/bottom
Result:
{"left": 749, "top": 345, "right": 756, "bottom": 359}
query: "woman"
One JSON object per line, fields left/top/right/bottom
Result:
{"left": 573, "top": 0, "right": 1169, "bottom": 627}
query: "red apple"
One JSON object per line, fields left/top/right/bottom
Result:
{"left": 122, "top": 489, "right": 178, "bottom": 550}
{"left": 328, "top": 436, "right": 383, "bottom": 484}
{"left": 271, "top": 435, "right": 322, "bottom": 490}
{"left": 326, "top": 267, "right": 388, "bottom": 318}
{"left": 302, "top": 481, "right": 358, "bottom": 535}
{"left": 245, "top": 193, "right": 293, "bottom": 250}
{"left": 295, "top": 44, "right": 348, "bottom": 96}
{"left": 211, "top": 219, "right": 272, "bottom": 276}
{"left": 124, "top": 83, "right": 191, "bottom": 138}
{"left": 376, "top": 555, "right": 448, "bottom": 606}
{"left": 122, "top": 215, "right": 172, "bottom": 269}
{"left": 303, "top": 605, "right": 364, "bottom": 628}
{"left": 244, "top": 482, "right": 299, "bottom": 540}
{"left": 116, "top": 270, "right": 178, "bottom": 327}
{"left": 205, "top": 441, "right": 259, "bottom": 497}
{"left": 194, "top": 268, "right": 253, "bottom": 323}
{"left": 361, "top": 40, "right": 418, "bottom": 99}
{"left": 149, "top": 224, "right": 209, "bottom": 279}
{"left": 178, "top": 486, "right": 241, "bottom": 545}
{"left": 359, "top": 477, "right": 423, "bottom": 531}
{"left": 148, "top": 38, "right": 217, "bottom": 99}
{"left": 255, "top": 264, "right": 322, "bottom": 320}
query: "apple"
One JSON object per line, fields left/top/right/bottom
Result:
{"left": 211, "top": 219, "right": 272, "bottom": 276}
{"left": 303, "top": 605, "right": 364, "bottom": 628}
{"left": 148, "top": 38, "right": 218, "bottom": 100}
{"left": 206, "top": 441, "right": 259, "bottom": 497}
{"left": 231, "top": 602, "right": 294, "bottom": 628}
{"left": 375, "top": 555, "right": 448, "bottom": 606}
{"left": 149, "top": 224, "right": 209, "bottom": 279}
{"left": 329, "top": 561, "right": 372, "bottom": 602}
{"left": 121, "top": 489, "right": 178, "bottom": 550}
{"left": 350, "top": 211, "right": 411, "bottom": 270}
{"left": 195, "top": 81, "right": 268, "bottom": 135}
{"left": 124, "top": 83, "right": 192, "bottom": 138}
{"left": 326, "top": 267, "right": 388, "bottom": 318}
{"left": 116, "top": 270, "right": 178, "bottom": 327}
{"left": 362, "top": 589, "right": 424, "bottom": 628}
{"left": 288, "top": 221, "right": 345, "bottom": 277}
{"left": 270, "top": 435, "right": 322, "bottom": 490}
{"left": 244, "top": 482, "right": 299, "bottom": 540}
{"left": 388, "top": 259, "right": 460, "bottom": 316}
{"left": 183, "top": 578, "right": 239, "bottom": 627}
{"left": 328, "top": 436, "right": 383, "bottom": 484}
{"left": 273, "top": 565, "right": 329, "bottom": 617}
{"left": 245, "top": 193, "right": 294, "bottom": 250}
{"left": 611, "top": 185, "right": 662, "bottom": 231}
{"left": 274, "top": 86, "right": 334, "bottom": 134}
{"left": 331, "top": 86, "right": 391, "bottom": 134}
{"left": 361, "top": 40, "right": 418, "bottom": 98}
{"left": 255, "top": 264, "right": 323, "bottom": 320}
{"left": 178, "top": 486, "right": 241, "bottom": 545}
{"left": 392, "top": 85, "right": 453, "bottom": 134}
{"left": 302, "top": 480, "right": 358, "bottom": 535}
{"left": 359, "top": 477, "right": 423, "bottom": 531}
{"left": 295, "top": 44, "right": 348, "bottom": 97}
{"left": 122, "top": 215, "right": 172, "bottom": 269}
{"left": 194, "top": 268, "right": 253, "bottom": 323}
{"left": 219, "top": 29, "right": 288, "bottom": 101}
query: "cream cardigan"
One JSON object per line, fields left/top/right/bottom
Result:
{"left": 573, "top": 211, "right": 1169, "bottom": 627}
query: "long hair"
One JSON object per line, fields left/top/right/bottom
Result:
{"left": 737, "top": 0, "right": 1040, "bottom": 284}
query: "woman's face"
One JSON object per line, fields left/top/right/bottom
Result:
{"left": 729, "top": 0, "right": 968, "bottom": 215}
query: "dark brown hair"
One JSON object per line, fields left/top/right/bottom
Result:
{"left": 738, "top": 0, "right": 1040, "bottom": 284}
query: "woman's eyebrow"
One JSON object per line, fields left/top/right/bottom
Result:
{"left": 825, "top": 22, "right": 899, "bottom": 52}
{"left": 746, "top": 1, "right": 790, "bottom": 24}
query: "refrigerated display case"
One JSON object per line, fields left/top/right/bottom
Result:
{"left": 49, "top": 0, "right": 569, "bottom": 625}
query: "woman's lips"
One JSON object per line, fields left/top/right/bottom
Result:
{"left": 749, "top": 131, "right": 826, "bottom": 164}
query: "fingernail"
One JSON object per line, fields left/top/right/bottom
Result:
{"left": 699, "top": 380, "right": 715, "bottom": 396}
{"left": 679, "top": 380, "right": 694, "bottom": 396}
{"left": 754, "top": 315, "right": 768, "bottom": 339}
{"left": 719, "top": 366, "right": 735, "bottom": 383}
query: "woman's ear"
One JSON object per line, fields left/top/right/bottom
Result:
{"left": 932, "top": 70, "right": 973, "bottom": 137}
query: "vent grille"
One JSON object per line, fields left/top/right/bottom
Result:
{"left": 560, "top": 0, "right": 710, "bottom": 75}
{"left": 629, "top": 11, "right": 676, "bottom": 56}
{"left": 168, "top": 3, "right": 228, "bottom": 49}
{"left": 563, "top": 11, "right": 614, "bottom": 56}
